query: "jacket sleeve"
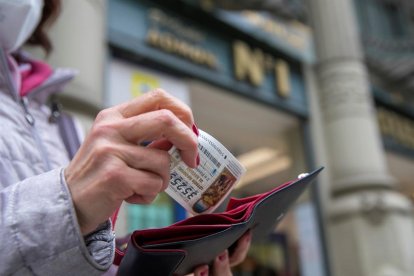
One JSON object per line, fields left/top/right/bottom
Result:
{"left": 0, "top": 167, "right": 115, "bottom": 275}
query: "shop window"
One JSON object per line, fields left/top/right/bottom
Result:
{"left": 354, "top": 0, "right": 369, "bottom": 32}
{"left": 127, "top": 192, "right": 174, "bottom": 231}
{"left": 364, "top": 0, "right": 408, "bottom": 39}
{"left": 382, "top": 2, "right": 406, "bottom": 38}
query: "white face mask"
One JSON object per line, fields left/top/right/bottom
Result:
{"left": 0, "top": 0, "right": 44, "bottom": 53}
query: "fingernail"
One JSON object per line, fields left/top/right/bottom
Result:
{"left": 218, "top": 251, "right": 228, "bottom": 262}
{"left": 196, "top": 154, "right": 200, "bottom": 166}
{"left": 200, "top": 266, "right": 209, "bottom": 276}
{"left": 192, "top": 123, "right": 199, "bottom": 136}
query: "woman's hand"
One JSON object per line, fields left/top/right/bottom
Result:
{"left": 190, "top": 231, "right": 252, "bottom": 276}
{"left": 65, "top": 89, "right": 199, "bottom": 235}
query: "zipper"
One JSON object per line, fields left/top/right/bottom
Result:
{"left": 20, "top": 95, "right": 52, "bottom": 171}
{"left": 0, "top": 50, "right": 64, "bottom": 171}
{"left": 20, "top": 96, "right": 35, "bottom": 125}
{"left": 49, "top": 96, "right": 62, "bottom": 123}
{"left": 24, "top": 72, "right": 75, "bottom": 169}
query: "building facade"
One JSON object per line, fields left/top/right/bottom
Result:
{"left": 32, "top": 0, "right": 414, "bottom": 275}
{"left": 307, "top": 0, "right": 414, "bottom": 275}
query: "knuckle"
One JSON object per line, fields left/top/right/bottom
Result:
{"left": 102, "top": 165, "right": 122, "bottom": 183}
{"left": 94, "top": 141, "right": 117, "bottom": 159}
{"left": 90, "top": 121, "right": 117, "bottom": 139}
{"left": 150, "top": 88, "right": 168, "bottom": 99}
{"left": 156, "top": 109, "right": 176, "bottom": 127}
{"left": 90, "top": 124, "right": 106, "bottom": 139}
{"left": 95, "top": 108, "right": 113, "bottom": 122}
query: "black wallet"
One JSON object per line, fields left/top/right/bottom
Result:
{"left": 114, "top": 167, "right": 323, "bottom": 276}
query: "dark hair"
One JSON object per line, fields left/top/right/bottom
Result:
{"left": 27, "top": 0, "right": 62, "bottom": 55}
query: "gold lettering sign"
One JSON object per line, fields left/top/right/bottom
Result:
{"left": 377, "top": 107, "right": 414, "bottom": 149}
{"left": 149, "top": 9, "right": 205, "bottom": 42}
{"left": 233, "top": 40, "right": 291, "bottom": 98}
{"left": 275, "top": 60, "right": 290, "bottom": 98}
{"left": 233, "top": 40, "right": 264, "bottom": 86}
{"left": 146, "top": 29, "right": 217, "bottom": 69}
{"left": 241, "top": 11, "right": 309, "bottom": 51}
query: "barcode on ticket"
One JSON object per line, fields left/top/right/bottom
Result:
{"left": 198, "top": 144, "right": 221, "bottom": 168}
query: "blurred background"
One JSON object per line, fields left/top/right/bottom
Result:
{"left": 26, "top": 0, "right": 414, "bottom": 275}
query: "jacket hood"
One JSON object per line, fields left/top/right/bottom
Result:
{"left": 0, "top": 49, "right": 77, "bottom": 104}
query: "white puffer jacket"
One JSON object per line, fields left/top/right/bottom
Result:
{"left": 0, "top": 50, "right": 114, "bottom": 275}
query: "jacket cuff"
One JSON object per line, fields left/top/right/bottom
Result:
{"left": 9, "top": 167, "right": 114, "bottom": 274}
{"left": 84, "top": 220, "right": 115, "bottom": 268}
{"left": 59, "top": 168, "right": 115, "bottom": 270}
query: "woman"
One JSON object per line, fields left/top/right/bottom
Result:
{"left": 0, "top": 0, "right": 250, "bottom": 275}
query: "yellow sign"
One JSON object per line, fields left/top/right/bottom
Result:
{"left": 130, "top": 72, "right": 160, "bottom": 98}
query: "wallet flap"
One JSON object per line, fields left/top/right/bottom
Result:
{"left": 117, "top": 238, "right": 186, "bottom": 276}
{"left": 145, "top": 223, "right": 247, "bottom": 275}
{"left": 120, "top": 167, "right": 323, "bottom": 275}
{"left": 246, "top": 167, "right": 323, "bottom": 241}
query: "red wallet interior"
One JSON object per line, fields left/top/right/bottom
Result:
{"left": 131, "top": 179, "right": 295, "bottom": 246}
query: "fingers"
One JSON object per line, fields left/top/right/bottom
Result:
{"left": 183, "top": 230, "right": 252, "bottom": 276}
{"left": 192, "top": 240, "right": 251, "bottom": 276}
{"left": 65, "top": 89, "right": 200, "bottom": 235}
{"left": 229, "top": 231, "right": 252, "bottom": 267}
{"left": 208, "top": 235, "right": 253, "bottom": 276}
{"left": 211, "top": 250, "right": 232, "bottom": 276}
{"left": 147, "top": 138, "right": 173, "bottom": 151}
{"left": 109, "top": 145, "right": 172, "bottom": 202}
{"left": 127, "top": 172, "right": 163, "bottom": 203}
{"left": 192, "top": 265, "right": 209, "bottom": 276}
{"left": 67, "top": 143, "right": 171, "bottom": 233}
{"left": 114, "top": 144, "right": 171, "bottom": 190}
{"left": 105, "top": 164, "right": 167, "bottom": 204}
{"left": 98, "top": 89, "right": 199, "bottom": 167}
{"left": 120, "top": 109, "right": 199, "bottom": 168}
{"left": 192, "top": 250, "right": 233, "bottom": 276}
{"left": 117, "top": 89, "right": 194, "bottom": 126}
